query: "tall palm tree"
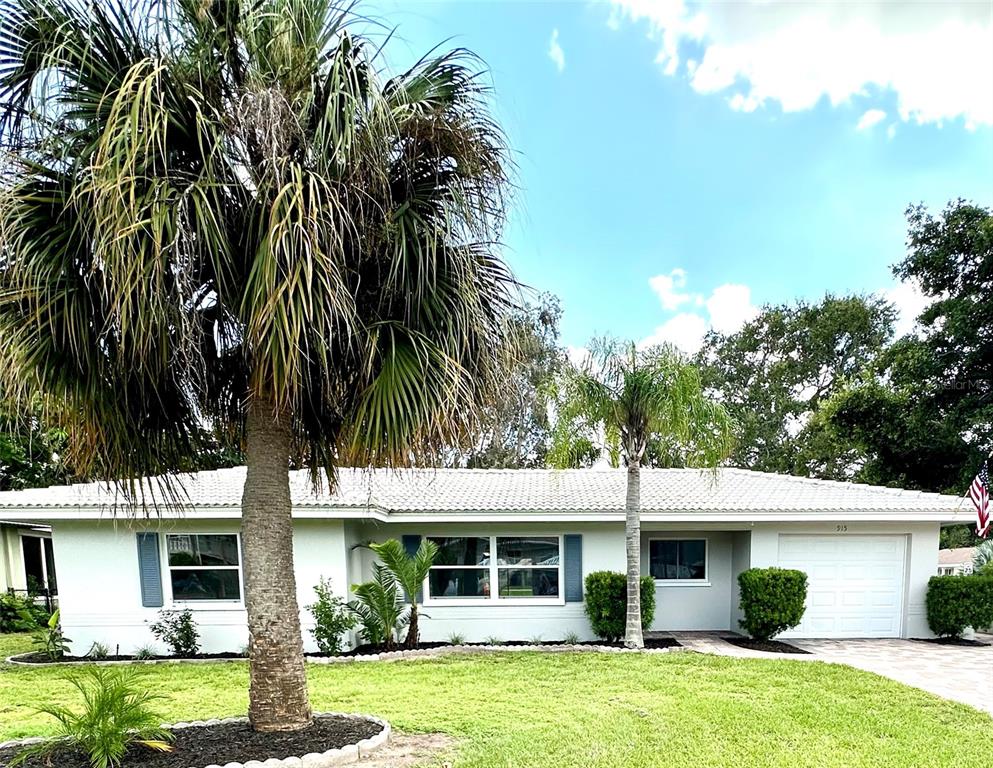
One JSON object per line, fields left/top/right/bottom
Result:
{"left": 550, "top": 339, "right": 735, "bottom": 648}
{"left": 0, "top": 0, "right": 514, "bottom": 731}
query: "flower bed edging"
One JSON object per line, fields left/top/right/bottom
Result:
{"left": 0, "top": 713, "right": 390, "bottom": 768}
{"left": 6, "top": 642, "right": 687, "bottom": 668}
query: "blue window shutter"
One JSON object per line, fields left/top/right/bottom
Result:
{"left": 564, "top": 534, "right": 583, "bottom": 603}
{"left": 136, "top": 533, "right": 163, "bottom": 608}
{"left": 402, "top": 535, "right": 423, "bottom": 603}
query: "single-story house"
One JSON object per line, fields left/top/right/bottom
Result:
{"left": 0, "top": 467, "right": 971, "bottom": 654}
{"left": 937, "top": 547, "right": 976, "bottom": 576}
{"left": 1, "top": 519, "right": 57, "bottom": 598}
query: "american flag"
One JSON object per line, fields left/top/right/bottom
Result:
{"left": 969, "top": 462, "right": 990, "bottom": 538}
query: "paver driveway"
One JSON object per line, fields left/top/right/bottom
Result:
{"left": 669, "top": 632, "right": 993, "bottom": 715}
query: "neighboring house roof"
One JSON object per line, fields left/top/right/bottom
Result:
{"left": 0, "top": 467, "right": 971, "bottom": 523}
{"left": 938, "top": 547, "right": 976, "bottom": 566}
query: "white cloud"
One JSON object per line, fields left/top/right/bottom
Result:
{"left": 856, "top": 108, "right": 887, "bottom": 131}
{"left": 607, "top": 1, "right": 993, "bottom": 126}
{"left": 548, "top": 29, "right": 565, "bottom": 73}
{"left": 882, "top": 279, "right": 929, "bottom": 337}
{"left": 648, "top": 268, "right": 692, "bottom": 310}
{"left": 641, "top": 312, "right": 710, "bottom": 355}
{"left": 705, "top": 284, "right": 760, "bottom": 333}
{"left": 641, "top": 271, "right": 759, "bottom": 353}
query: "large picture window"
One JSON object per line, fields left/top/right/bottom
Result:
{"left": 649, "top": 539, "right": 707, "bottom": 581}
{"left": 166, "top": 534, "right": 241, "bottom": 601}
{"left": 425, "top": 535, "right": 562, "bottom": 603}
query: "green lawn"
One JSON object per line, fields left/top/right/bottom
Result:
{"left": 1, "top": 633, "right": 990, "bottom": 767}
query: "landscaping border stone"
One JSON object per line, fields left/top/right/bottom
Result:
{"left": 6, "top": 642, "right": 687, "bottom": 668}
{"left": 0, "top": 713, "right": 390, "bottom": 768}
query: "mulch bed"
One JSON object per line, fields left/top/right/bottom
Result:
{"left": 911, "top": 636, "right": 991, "bottom": 647}
{"left": 0, "top": 716, "right": 382, "bottom": 768}
{"left": 721, "top": 637, "right": 811, "bottom": 655}
{"left": 323, "top": 637, "right": 681, "bottom": 657}
{"left": 11, "top": 651, "right": 245, "bottom": 664}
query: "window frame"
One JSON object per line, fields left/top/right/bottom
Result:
{"left": 423, "top": 533, "right": 565, "bottom": 607}
{"left": 648, "top": 537, "right": 710, "bottom": 586}
{"left": 163, "top": 532, "right": 244, "bottom": 607}
{"left": 19, "top": 533, "right": 56, "bottom": 594}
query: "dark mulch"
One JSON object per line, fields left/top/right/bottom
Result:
{"left": 721, "top": 637, "right": 811, "bottom": 655}
{"left": 911, "top": 636, "right": 991, "bottom": 647}
{"left": 11, "top": 651, "right": 245, "bottom": 664}
{"left": 0, "top": 716, "right": 382, "bottom": 768}
{"left": 329, "top": 637, "right": 681, "bottom": 657}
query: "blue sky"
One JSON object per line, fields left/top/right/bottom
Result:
{"left": 365, "top": 1, "right": 993, "bottom": 352}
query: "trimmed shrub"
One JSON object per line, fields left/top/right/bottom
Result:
{"left": 738, "top": 567, "right": 807, "bottom": 641}
{"left": 926, "top": 574, "right": 993, "bottom": 637}
{"left": 584, "top": 571, "right": 656, "bottom": 642}
{"left": 148, "top": 609, "right": 200, "bottom": 658}
{"left": 307, "top": 577, "right": 357, "bottom": 655}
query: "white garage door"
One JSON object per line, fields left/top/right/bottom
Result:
{"left": 777, "top": 535, "right": 906, "bottom": 638}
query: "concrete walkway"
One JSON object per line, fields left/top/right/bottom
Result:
{"left": 666, "top": 631, "right": 993, "bottom": 715}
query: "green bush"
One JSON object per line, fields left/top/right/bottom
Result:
{"left": 0, "top": 592, "right": 48, "bottom": 633}
{"left": 307, "top": 577, "right": 357, "bottom": 655}
{"left": 350, "top": 564, "right": 408, "bottom": 649}
{"left": 148, "top": 609, "right": 200, "bottom": 657}
{"left": 583, "top": 571, "right": 656, "bottom": 642}
{"left": 926, "top": 574, "right": 993, "bottom": 637}
{"left": 738, "top": 567, "right": 808, "bottom": 641}
{"left": 11, "top": 667, "right": 172, "bottom": 768}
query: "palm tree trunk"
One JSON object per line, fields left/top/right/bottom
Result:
{"left": 624, "top": 458, "right": 645, "bottom": 649}
{"left": 241, "top": 395, "right": 312, "bottom": 731}
{"left": 405, "top": 604, "right": 419, "bottom": 649}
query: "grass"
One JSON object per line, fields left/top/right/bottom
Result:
{"left": 1, "top": 633, "right": 991, "bottom": 767}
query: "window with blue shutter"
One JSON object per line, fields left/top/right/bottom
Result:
{"left": 564, "top": 534, "right": 583, "bottom": 602}
{"left": 136, "top": 532, "right": 164, "bottom": 608}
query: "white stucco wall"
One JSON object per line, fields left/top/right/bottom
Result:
{"left": 53, "top": 519, "right": 348, "bottom": 655}
{"left": 348, "top": 522, "right": 625, "bottom": 642}
{"left": 748, "top": 521, "right": 941, "bottom": 638}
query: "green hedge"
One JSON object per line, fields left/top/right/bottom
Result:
{"left": 738, "top": 567, "right": 808, "bottom": 641}
{"left": 584, "top": 571, "right": 656, "bottom": 642}
{"left": 926, "top": 574, "right": 993, "bottom": 638}
{"left": 0, "top": 592, "right": 49, "bottom": 633}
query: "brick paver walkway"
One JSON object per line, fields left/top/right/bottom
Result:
{"left": 664, "top": 631, "right": 993, "bottom": 715}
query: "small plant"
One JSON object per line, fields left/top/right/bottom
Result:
{"left": 11, "top": 667, "right": 172, "bottom": 768}
{"left": 350, "top": 563, "right": 409, "bottom": 650}
{"left": 32, "top": 609, "right": 71, "bottom": 661}
{"left": 133, "top": 645, "right": 157, "bottom": 661}
{"left": 562, "top": 631, "right": 581, "bottom": 645}
{"left": 738, "top": 568, "right": 808, "bottom": 641}
{"left": 148, "top": 609, "right": 200, "bottom": 658}
{"left": 86, "top": 642, "right": 111, "bottom": 660}
{"left": 367, "top": 539, "right": 438, "bottom": 648}
{"left": 0, "top": 592, "right": 48, "bottom": 633}
{"left": 528, "top": 634, "right": 544, "bottom": 645}
{"left": 483, "top": 636, "right": 502, "bottom": 645}
{"left": 238, "top": 644, "right": 250, "bottom": 657}
{"left": 447, "top": 632, "right": 466, "bottom": 645}
{"left": 584, "top": 571, "right": 656, "bottom": 643}
{"left": 926, "top": 573, "right": 993, "bottom": 637}
{"left": 307, "top": 578, "right": 357, "bottom": 655}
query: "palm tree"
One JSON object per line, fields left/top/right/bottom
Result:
{"left": 550, "top": 339, "right": 735, "bottom": 648}
{"left": 370, "top": 538, "right": 438, "bottom": 648}
{"left": 0, "top": 0, "right": 514, "bottom": 731}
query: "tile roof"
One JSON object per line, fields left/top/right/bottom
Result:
{"left": 938, "top": 547, "right": 977, "bottom": 565}
{"left": 0, "top": 466, "right": 968, "bottom": 516}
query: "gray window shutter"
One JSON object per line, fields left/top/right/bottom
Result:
{"left": 402, "top": 535, "right": 423, "bottom": 603}
{"left": 564, "top": 534, "right": 583, "bottom": 602}
{"left": 136, "top": 533, "right": 163, "bottom": 608}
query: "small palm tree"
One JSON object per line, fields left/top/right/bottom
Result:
{"left": 371, "top": 538, "right": 438, "bottom": 648}
{"left": 550, "top": 339, "right": 735, "bottom": 648}
{"left": 0, "top": 0, "right": 514, "bottom": 730}
{"left": 350, "top": 563, "right": 408, "bottom": 650}
{"left": 973, "top": 540, "right": 993, "bottom": 574}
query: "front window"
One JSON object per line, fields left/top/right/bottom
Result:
{"left": 650, "top": 539, "right": 707, "bottom": 581}
{"left": 166, "top": 534, "right": 241, "bottom": 601}
{"left": 425, "top": 535, "right": 562, "bottom": 601}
